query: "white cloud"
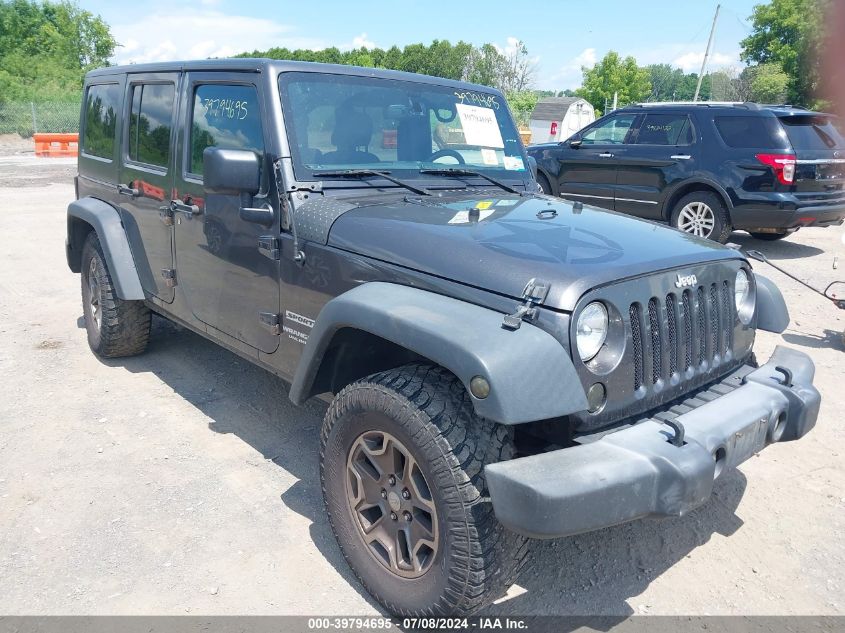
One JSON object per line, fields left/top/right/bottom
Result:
{"left": 672, "top": 51, "right": 740, "bottom": 74}
{"left": 351, "top": 33, "right": 377, "bottom": 50}
{"left": 541, "top": 47, "right": 597, "bottom": 90}
{"left": 110, "top": 10, "right": 328, "bottom": 64}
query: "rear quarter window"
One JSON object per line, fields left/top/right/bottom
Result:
{"left": 713, "top": 116, "right": 789, "bottom": 150}
{"left": 83, "top": 83, "right": 122, "bottom": 160}
{"left": 779, "top": 115, "right": 845, "bottom": 150}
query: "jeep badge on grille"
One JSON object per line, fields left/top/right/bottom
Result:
{"left": 675, "top": 273, "right": 698, "bottom": 288}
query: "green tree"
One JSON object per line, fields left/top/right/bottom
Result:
{"left": 0, "top": 0, "right": 115, "bottom": 103}
{"left": 740, "top": 0, "right": 827, "bottom": 106}
{"left": 504, "top": 90, "right": 538, "bottom": 127}
{"left": 576, "top": 51, "right": 651, "bottom": 110}
{"left": 744, "top": 63, "right": 790, "bottom": 102}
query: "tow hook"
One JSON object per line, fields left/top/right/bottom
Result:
{"left": 664, "top": 418, "right": 686, "bottom": 447}
{"left": 773, "top": 366, "right": 793, "bottom": 387}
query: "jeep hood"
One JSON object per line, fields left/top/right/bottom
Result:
{"left": 326, "top": 192, "right": 743, "bottom": 311}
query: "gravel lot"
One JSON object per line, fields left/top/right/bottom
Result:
{"left": 0, "top": 143, "right": 843, "bottom": 616}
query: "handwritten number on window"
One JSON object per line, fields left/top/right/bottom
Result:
{"left": 202, "top": 97, "right": 249, "bottom": 120}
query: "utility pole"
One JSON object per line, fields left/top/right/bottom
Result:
{"left": 694, "top": 4, "right": 720, "bottom": 102}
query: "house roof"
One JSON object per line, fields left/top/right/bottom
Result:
{"left": 530, "top": 97, "right": 586, "bottom": 121}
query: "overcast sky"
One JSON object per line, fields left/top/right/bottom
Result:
{"left": 76, "top": 0, "right": 761, "bottom": 90}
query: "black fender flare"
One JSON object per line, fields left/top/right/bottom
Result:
{"left": 289, "top": 282, "right": 588, "bottom": 425}
{"left": 67, "top": 197, "right": 145, "bottom": 300}
{"left": 754, "top": 273, "right": 790, "bottom": 333}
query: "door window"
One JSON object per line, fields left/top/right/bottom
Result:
{"left": 82, "top": 83, "right": 121, "bottom": 159}
{"left": 128, "top": 83, "right": 175, "bottom": 168}
{"left": 634, "top": 114, "right": 694, "bottom": 145}
{"left": 189, "top": 84, "right": 264, "bottom": 175}
{"left": 580, "top": 114, "right": 637, "bottom": 145}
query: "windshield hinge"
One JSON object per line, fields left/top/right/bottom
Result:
{"left": 259, "top": 312, "right": 282, "bottom": 335}
{"left": 258, "top": 235, "right": 280, "bottom": 260}
{"left": 502, "top": 278, "right": 550, "bottom": 330}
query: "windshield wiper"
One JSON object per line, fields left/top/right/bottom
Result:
{"left": 312, "top": 169, "right": 432, "bottom": 196}
{"left": 419, "top": 168, "right": 521, "bottom": 194}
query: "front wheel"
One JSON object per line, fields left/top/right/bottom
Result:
{"left": 320, "top": 364, "right": 529, "bottom": 616}
{"left": 537, "top": 172, "right": 553, "bottom": 195}
{"left": 670, "top": 191, "right": 732, "bottom": 243}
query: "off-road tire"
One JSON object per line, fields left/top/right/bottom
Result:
{"left": 80, "top": 232, "right": 151, "bottom": 358}
{"left": 537, "top": 172, "right": 553, "bottom": 196}
{"left": 670, "top": 191, "right": 732, "bottom": 243}
{"left": 749, "top": 231, "right": 790, "bottom": 241}
{"left": 320, "top": 364, "right": 530, "bottom": 616}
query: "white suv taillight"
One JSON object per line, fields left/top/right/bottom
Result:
{"left": 756, "top": 153, "right": 797, "bottom": 185}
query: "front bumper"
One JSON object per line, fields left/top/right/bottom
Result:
{"left": 485, "top": 346, "right": 820, "bottom": 539}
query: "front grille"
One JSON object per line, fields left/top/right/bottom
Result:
{"left": 629, "top": 280, "right": 734, "bottom": 390}
{"left": 648, "top": 298, "right": 661, "bottom": 384}
{"left": 681, "top": 290, "right": 693, "bottom": 369}
{"left": 666, "top": 293, "right": 678, "bottom": 376}
{"left": 630, "top": 303, "right": 644, "bottom": 391}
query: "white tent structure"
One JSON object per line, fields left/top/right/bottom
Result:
{"left": 528, "top": 97, "right": 595, "bottom": 144}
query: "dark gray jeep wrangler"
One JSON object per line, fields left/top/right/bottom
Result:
{"left": 66, "top": 59, "right": 820, "bottom": 615}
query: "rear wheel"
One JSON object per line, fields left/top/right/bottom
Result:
{"left": 320, "top": 364, "right": 529, "bottom": 616}
{"left": 749, "top": 231, "right": 791, "bottom": 241}
{"left": 81, "top": 232, "right": 151, "bottom": 358}
{"left": 670, "top": 191, "right": 732, "bottom": 243}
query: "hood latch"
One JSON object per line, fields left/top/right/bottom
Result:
{"left": 502, "top": 278, "right": 550, "bottom": 330}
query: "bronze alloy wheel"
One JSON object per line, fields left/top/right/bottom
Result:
{"left": 345, "top": 429, "right": 438, "bottom": 578}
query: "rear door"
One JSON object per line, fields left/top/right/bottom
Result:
{"left": 117, "top": 73, "right": 179, "bottom": 302}
{"left": 172, "top": 72, "right": 280, "bottom": 354}
{"left": 556, "top": 112, "right": 639, "bottom": 210}
{"left": 778, "top": 114, "right": 845, "bottom": 200}
{"left": 614, "top": 112, "right": 697, "bottom": 219}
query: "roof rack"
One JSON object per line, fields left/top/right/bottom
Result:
{"left": 758, "top": 104, "right": 808, "bottom": 110}
{"left": 633, "top": 101, "right": 760, "bottom": 109}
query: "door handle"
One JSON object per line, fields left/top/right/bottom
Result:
{"left": 671, "top": 154, "right": 692, "bottom": 160}
{"left": 170, "top": 199, "right": 200, "bottom": 219}
{"left": 598, "top": 152, "right": 614, "bottom": 158}
{"left": 117, "top": 183, "right": 139, "bottom": 197}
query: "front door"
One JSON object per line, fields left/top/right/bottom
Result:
{"left": 117, "top": 73, "right": 179, "bottom": 301}
{"left": 556, "top": 112, "right": 639, "bottom": 211}
{"left": 172, "top": 73, "right": 280, "bottom": 354}
{"left": 614, "top": 112, "right": 698, "bottom": 220}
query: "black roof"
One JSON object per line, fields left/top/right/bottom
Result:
{"left": 530, "top": 97, "right": 587, "bottom": 121}
{"left": 85, "top": 58, "right": 504, "bottom": 94}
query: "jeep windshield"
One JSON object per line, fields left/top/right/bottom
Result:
{"left": 279, "top": 72, "right": 529, "bottom": 187}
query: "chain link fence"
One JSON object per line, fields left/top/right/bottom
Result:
{"left": 0, "top": 102, "right": 81, "bottom": 137}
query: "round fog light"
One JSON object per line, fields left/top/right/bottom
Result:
{"left": 587, "top": 382, "right": 606, "bottom": 413}
{"left": 470, "top": 376, "right": 490, "bottom": 399}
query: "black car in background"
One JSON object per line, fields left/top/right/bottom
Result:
{"left": 528, "top": 102, "right": 845, "bottom": 242}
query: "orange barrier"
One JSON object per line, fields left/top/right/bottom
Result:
{"left": 33, "top": 133, "right": 78, "bottom": 158}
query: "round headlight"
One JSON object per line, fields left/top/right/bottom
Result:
{"left": 576, "top": 302, "right": 608, "bottom": 362}
{"left": 735, "top": 269, "right": 755, "bottom": 324}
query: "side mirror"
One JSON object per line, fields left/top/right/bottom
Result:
{"left": 203, "top": 147, "right": 260, "bottom": 195}
{"left": 527, "top": 155, "right": 538, "bottom": 180}
{"left": 568, "top": 137, "right": 583, "bottom": 149}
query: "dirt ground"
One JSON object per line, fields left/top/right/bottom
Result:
{"left": 0, "top": 146, "right": 843, "bottom": 616}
